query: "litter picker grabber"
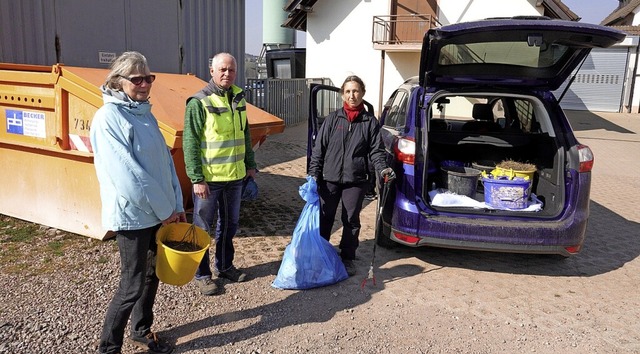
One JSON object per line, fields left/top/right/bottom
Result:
{"left": 361, "top": 173, "right": 395, "bottom": 289}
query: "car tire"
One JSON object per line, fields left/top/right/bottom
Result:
{"left": 375, "top": 195, "right": 396, "bottom": 248}
{"left": 375, "top": 220, "right": 396, "bottom": 248}
{"left": 375, "top": 180, "right": 398, "bottom": 248}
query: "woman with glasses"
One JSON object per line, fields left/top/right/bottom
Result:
{"left": 91, "top": 51, "right": 185, "bottom": 354}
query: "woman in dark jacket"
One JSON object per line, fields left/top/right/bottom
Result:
{"left": 308, "top": 75, "right": 394, "bottom": 276}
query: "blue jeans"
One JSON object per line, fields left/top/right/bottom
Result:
{"left": 193, "top": 179, "right": 243, "bottom": 278}
{"left": 99, "top": 225, "right": 160, "bottom": 354}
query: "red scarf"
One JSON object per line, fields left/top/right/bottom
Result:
{"left": 343, "top": 102, "right": 364, "bottom": 122}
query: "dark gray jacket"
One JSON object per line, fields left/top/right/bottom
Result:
{"left": 308, "top": 108, "right": 387, "bottom": 184}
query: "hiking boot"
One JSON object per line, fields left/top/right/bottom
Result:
{"left": 342, "top": 259, "right": 357, "bottom": 276}
{"left": 196, "top": 277, "right": 220, "bottom": 296}
{"left": 127, "top": 332, "right": 173, "bottom": 354}
{"left": 214, "top": 266, "right": 247, "bottom": 282}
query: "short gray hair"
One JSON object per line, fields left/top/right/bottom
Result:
{"left": 105, "top": 51, "right": 150, "bottom": 90}
{"left": 209, "top": 52, "right": 237, "bottom": 69}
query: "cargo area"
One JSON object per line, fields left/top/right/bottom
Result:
{"left": 0, "top": 63, "right": 285, "bottom": 239}
{"left": 424, "top": 93, "right": 565, "bottom": 217}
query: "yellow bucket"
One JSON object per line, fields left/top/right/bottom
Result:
{"left": 156, "top": 223, "right": 210, "bottom": 286}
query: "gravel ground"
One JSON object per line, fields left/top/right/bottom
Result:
{"left": 1, "top": 118, "right": 640, "bottom": 354}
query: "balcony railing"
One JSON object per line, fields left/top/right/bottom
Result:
{"left": 372, "top": 14, "right": 435, "bottom": 51}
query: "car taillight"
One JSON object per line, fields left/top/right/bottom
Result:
{"left": 564, "top": 245, "right": 582, "bottom": 254}
{"left": 393, "top": 232, "right": 420, "bottom": 244}
{"left": 394, "top": 137, "right": 415, "bottom": 165}
{"left": 577, "top": 144, "right": 594, "bottom": 172}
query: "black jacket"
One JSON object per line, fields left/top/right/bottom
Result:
{"left": 308, "top": 108, "right": 387, "bottom": 184}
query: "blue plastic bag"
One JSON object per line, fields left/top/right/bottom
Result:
{"left": 241, "top": 176, "right": 258, "bottom": 201}
{"left": 272, "top": 176, "right": 348, "bottom": 289}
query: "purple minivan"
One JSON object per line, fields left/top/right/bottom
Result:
{"left": 309, "top": 17, "right": 625, "bottom": 257}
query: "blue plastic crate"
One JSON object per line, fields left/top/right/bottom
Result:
{"left": 482, "top": 176, "right": 531, "bottom": 210}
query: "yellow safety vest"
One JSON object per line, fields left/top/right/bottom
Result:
{"left": 198, "top": 87, "right": 248, "bottom": 181}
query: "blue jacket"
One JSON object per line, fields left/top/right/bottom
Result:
{"left": 90, "top": 87, "right": 184, "bottom": 231}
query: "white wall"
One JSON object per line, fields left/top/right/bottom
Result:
{"left": 621, "top": 36, "right": 640, "bottom": 112}
{"left": 382, "top": 52, "right": 421, "bottom": 109}
{"left": 632, "top": 7, "right": 640, "bottom": 26}
{"left": 305, "top": 0, "right": 389, "bottom": 114}
{"left": 304, "top": 0, "right": 544, "bottom": 114}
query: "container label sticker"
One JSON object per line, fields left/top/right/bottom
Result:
{"left": 6, "top": 109, "right": 46, "bottom": 138}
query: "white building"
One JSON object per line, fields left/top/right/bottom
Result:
{"left": 284, "top": 0, "right": 639, "bottom": 113}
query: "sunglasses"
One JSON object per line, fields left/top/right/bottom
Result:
{"left": 121, "top": 74, "right": 156, "bottom": 85}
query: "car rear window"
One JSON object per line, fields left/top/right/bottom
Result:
{"left": 383, "top": 90, "right": 409, "bottom": 129}
{"left": 429, "top": 95, "right": 541, "bottom": 134}
{"left": 438, "top": 42, "right": 570, "bottom": 68}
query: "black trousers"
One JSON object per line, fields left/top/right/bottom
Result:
{"left": 99, "top": 225, "right": 160, "bottom": 354}
{"left": 317, "top": 180, "right": 368, "bottom": 260}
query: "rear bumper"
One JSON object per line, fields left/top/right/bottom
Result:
{"left": 389, "top": 204, "right": 588, "bottom": 256}
{"left": 388, "top": 228, "right": 580, "bottom": 257}
{"left": 387, "top": 167, "right": 591, "bottom": 256}
{"left": 389, "top": 190, "right": 589, "bottom": 257}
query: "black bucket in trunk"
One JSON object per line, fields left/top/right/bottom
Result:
{"left": 441, "top": 166, "right": 481, "bottom": 198}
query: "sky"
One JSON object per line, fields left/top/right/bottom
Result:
{"left": 245, "top": 0, "right": 305, "bottom": 56}
{"left": 245, "top": 0, "right": 263, "bottom": 55}
{"left": 245, "top": 0, "right": 622, "bottom": 55}
{"left": 561, "top": 0, "right": 620, "bottom": 24}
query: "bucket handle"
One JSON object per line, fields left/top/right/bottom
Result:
{"left": 499, "top": 195, "right": 526, "bottom": 202}
{"left": 185, "top": 211, "right": 211, "bottom": 233}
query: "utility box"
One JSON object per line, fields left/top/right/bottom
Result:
{"left": 0, "top": 63, "right": 285, "bottom": 239}
{"left": 266, "top": 48, "right": 306, "bottom": 79}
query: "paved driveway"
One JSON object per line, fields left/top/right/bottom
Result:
{"left": 1, "top": 110, "right": 638, "bottom": 353}
{"left": 229, "top": 109, "right": 640, "bottom": 352}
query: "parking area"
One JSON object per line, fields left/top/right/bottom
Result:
{"left": 229, "top": 109, "right": 640, "bottom": 353}
{"left": 0, "top": 110, "right": 638, "bottom": 353}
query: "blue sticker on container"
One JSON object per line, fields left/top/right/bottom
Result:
{"left": 6, "top": 109, "right": 24, "bottom": 135}
{"left": 6, "top": 109, "right": 46, "bottom": 137}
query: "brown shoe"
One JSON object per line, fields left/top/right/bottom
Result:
{"left": 214, "top": 266, "right": 247, "bottom": 282}
{"left": 196, "top": 277, "right": 220, "bottom": 296}
{"left": 127, "top": 332, "right": 173, "bottom": 354}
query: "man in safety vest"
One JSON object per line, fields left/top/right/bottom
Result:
{"left": 183, "top": 52, "right": 257, "bottom": 296}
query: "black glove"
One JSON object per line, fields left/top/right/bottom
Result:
{"left": 381, "top": 167, "right": 396, "bottom": 181}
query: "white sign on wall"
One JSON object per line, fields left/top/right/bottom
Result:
{"left": 99, "top": 51, "right": 116, "bottom": 64}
